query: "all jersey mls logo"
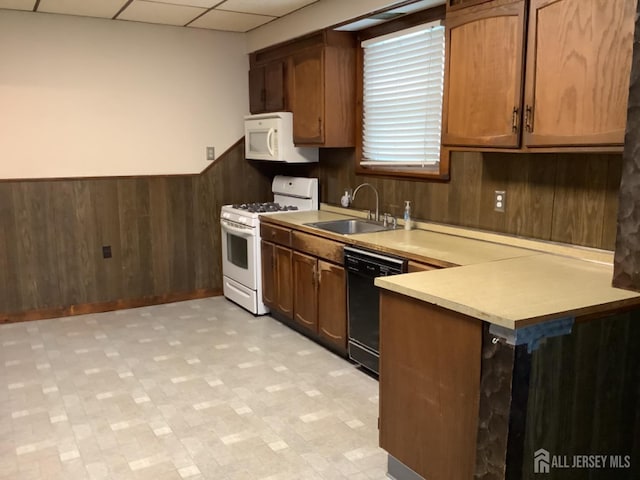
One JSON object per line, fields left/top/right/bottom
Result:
{"left": 534, "top": 449, "right": 550, "bottom": 473}
{"left": 533, "top": 448, "right": 631, "bottom": 473}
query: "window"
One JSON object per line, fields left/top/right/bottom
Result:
{"left": 358, "top": 21, "right": 446, "bottom": 178}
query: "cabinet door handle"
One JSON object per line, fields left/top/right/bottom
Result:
{"left": 525, "top": 104, "right": 533, "bottom": 132}
{"left": 512, "top": 107, "right": 519, "bottom": 133}
{"left": 311, "top": 264, "right": 317, "bottom": 287}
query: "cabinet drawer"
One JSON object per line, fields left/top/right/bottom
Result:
{"left": 260, "top": 223, "right": 291, "bottom": 247}
{"left": 292, "top": 231, "right": 344, "bottom": 265}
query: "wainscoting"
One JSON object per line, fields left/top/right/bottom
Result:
{"left": 0, "top": 141, "right": 273, "bottom": 321}
{"left": 0, "top": 143, "right": 622, "bottom": 321}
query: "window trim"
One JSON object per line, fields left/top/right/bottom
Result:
{"left": 354, "top": 5, "right": 449, "bottom": 181}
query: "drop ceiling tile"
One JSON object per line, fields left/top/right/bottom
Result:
{"left": 118, "top": 0, "right": 206, "bottom": 26}
{"left": 190, "top": 9, "right": 273, "bottom": 32}
{"left": 38, "top": 0, "right": 127, "bottom": 19}
{"left": 148, "top": 0, "right": 219, "bottom": 8}
{"left": 0, "top": 0, "right": 36, "bottom": 11}
{"left": 217, "top": 0, "right": 317, "bottom": 17}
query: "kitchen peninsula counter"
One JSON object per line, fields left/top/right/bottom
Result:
{"left": 261, "top": 207, "right": 640, "bottom": 480}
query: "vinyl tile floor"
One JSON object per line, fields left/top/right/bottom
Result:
{"left": 0, "top": 297, "right": 388, "bottom": 480}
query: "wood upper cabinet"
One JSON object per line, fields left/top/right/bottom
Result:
{"left": 261, "top": 240, "right": 293, "bottom": 319}
{"left": 249, "top": 61, "right": 285, "bottom": 114}
{"left": 523, "top": 0, "right": 636, "bottom": 147}
{"left": 293, "top": 251, "right": 318, "bottom": 332}
{"left": 289, "top": 32, "right": 356, "bottom": 147}
{"left": 442, "top": 0, "right": 526, "bottom": 148}
{"left": 291, "top": 47, "right": 325, "bottom": 144}
{"left": 317, "top": 260, "right": 347, "bottom": 350}
{"left": 443, "top": 0, "right": 634, "bottom": 150}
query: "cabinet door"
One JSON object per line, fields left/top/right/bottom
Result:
{"left": 292, "top": 252, "right": 318, "bottom": 332}
{"left": 249, "top": 66, "right": 266, "bottom": 114}
{"left": 291, "top": 47, "right": 324, "bottom": 144}
{"left": 317, "top": 261, "right": 347, "bottom": 351}
{"left": 260, "top": 240, "right": 276, "bottom": 309}
{"left": 275, "top": 245, "right": 293, "bottom": 319}
{"left": 442, "top": 1, "right": 526, "bottom": 147}
{"left": 523, "top": 0, "right": 635, "bottom": 147}
{"left": 264, "top": 61, "right": 285, "bottom": 112}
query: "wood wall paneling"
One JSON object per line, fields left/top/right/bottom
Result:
{"left": 314, "top": 148, "right": 621, "bottom": 250}
{"left": 0, "top": 183, "right": 21, "bottom": 312}
{"left": 1, "top": 138, "right": 623, "bottom": 319}
{"left": 90, "top": 179, "right": 122, "bottom": 303}
{"left": 0, "top": 140, "right": 274, "bottom": 321}
{"left": 14, "top": 182, "right": 61, "bottom": 310}
{"left": 550, "top": 155, "right": 610, "bottom": 248}
{"left": 521, "top": 312, "right": 640, "bottom": 479}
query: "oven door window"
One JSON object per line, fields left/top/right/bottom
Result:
{"left": 220, "top": 220, "right": 258, "bottom": 290}
{"left": 227, "top": 232, "right": 248, "bottom": 269}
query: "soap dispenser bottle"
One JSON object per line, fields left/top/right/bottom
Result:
{"left": 403, "top": 201, "right": 412, "bottom": 230}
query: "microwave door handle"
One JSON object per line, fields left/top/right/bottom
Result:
{"left": 266, "top": 128, "right": 275, "bottom": 156}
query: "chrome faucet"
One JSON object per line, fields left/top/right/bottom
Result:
{"left": 351, "top": 183, "right": 380, "bottom": 222}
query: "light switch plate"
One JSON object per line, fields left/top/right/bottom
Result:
{"left": 494, "top": 190, "right": 506, "bottom": 212}
{"left": 206, "top": 146, "right": 215, "bottom": 161}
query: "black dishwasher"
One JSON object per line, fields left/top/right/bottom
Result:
{"left": 344, "top": 246, "right": 407, "bottom": 374}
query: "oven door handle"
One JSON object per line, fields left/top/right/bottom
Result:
{"left": 221, "top": 220, "right": 254, "bottom": 237}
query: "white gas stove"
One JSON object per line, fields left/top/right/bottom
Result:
{"left": 220, "top": 176, "right": 318, "bottom": 314}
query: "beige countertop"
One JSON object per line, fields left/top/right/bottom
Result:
{"left": 375, "top": 255, "right": 640, "bottom": 330}
{"left": 262, "top": 210, "right": 537, "bottom": 267}
{"left": 261, "top": 208, "right": 640, "bottom": 330}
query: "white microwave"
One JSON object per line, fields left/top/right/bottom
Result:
{"left": 244, "top": 112, "right": 318, "bottom": 163}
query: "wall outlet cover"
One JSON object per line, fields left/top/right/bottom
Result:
{"left": 494, "top": 190, "right": 506, "bottom": 213}
{"left": 206, "top": 147, "right": 215, "bottom": 161}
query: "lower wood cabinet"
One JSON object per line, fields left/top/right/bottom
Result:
{"left": 293, "top": 251, "right": 318, "bottom": 331}
{"left": 317, "top": 260, "right": 347, "bottom": 349}
{"left": 292, "top": 251, "right": 347, "bottom": 352}
{"left": 261, "top": 240, "right": 293, "bottom": 319}
{"left": 379, "top": 290, "right": 482, "bottom": 479}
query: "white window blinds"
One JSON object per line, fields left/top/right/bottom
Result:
{"left": 361, "top": 22, "right": 445, "bottom": 167}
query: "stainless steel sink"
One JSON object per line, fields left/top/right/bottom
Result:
{"left": 305, "top": 218, "right": 394, "bottom": 235}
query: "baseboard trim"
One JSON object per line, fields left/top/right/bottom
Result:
{"left": 0, "top": 289, "right": 223, "bottom": 324}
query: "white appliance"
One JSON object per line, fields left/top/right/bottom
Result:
{"left": 244, "top": 112, "right": 319, "bottom": 163}
{"left": 221, "top": 176, "right": 319, "bottom": 315}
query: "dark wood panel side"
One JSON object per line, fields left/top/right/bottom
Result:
{"left": 148, "top": 177, "right": 170, "bottom": 294}
{"left": 521, "top": 312, "right": 640, "bottom": 480}
{"left": 53, "top": 181, "right": 95, "bottom": 305}
{"left": 602, "top": 156, "right": 622, "bottom": 250}
{"left": 314, "top": 148, "right": 621, "bottom": 250}
{"left": 90, "top": 179, "right": 122, "bottom": 303}
{"left": 551, "top": 155, "right": 610, "bottom": 248}
{"left": 117, "top": 178, "right": 143, "bottom": 300}
{"left": 13, "top": 182, "right": 60, "bottom": 310}
{"left": 0, "top": 183, "right": 20, "bottom": 312}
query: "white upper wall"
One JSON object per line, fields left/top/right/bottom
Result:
{"left": 246, "top": 0, "right": 409, "bottom": 52}
{"left": 0, "top": 10, "right": 249, "bottom": 179}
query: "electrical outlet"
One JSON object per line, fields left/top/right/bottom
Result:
{"left": 102, "top": 245, "right": 112, "bottom": 259}
{"left": 494, "top": 190, "right": 506, "bottom": 213}
{"left": 206, "top": 146, "right": 215, "bottom": 161}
